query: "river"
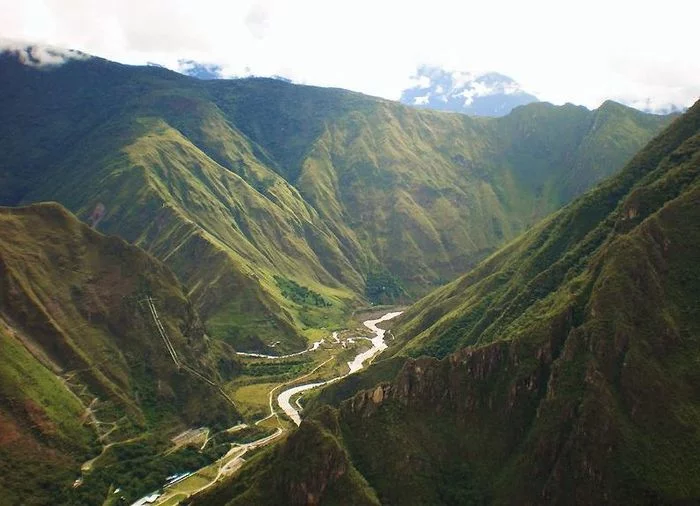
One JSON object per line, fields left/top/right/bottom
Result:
{"left": 277, "top": 311, "right": 403, "bottom": 425}
{"left": 234, "top": 337, "right": 326, "bottom": 359}
{"left": 149, "top": 311, "right": 402, "bottom": 505}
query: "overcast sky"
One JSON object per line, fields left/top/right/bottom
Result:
{"left": 1, "top": 0, "right": 698, "bottom": 111}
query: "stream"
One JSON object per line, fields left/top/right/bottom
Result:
{"left": 277, "top": 311, "right": 403, "bottom": 425}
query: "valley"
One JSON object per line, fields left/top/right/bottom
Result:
{"left": 276, "top": 311, "right": 402, "bottom": 425}
{"left": 190, "top": 99, "right": 700, "bottom": 506}
{"left": 0, "top": 43, "right": 698, "bottom": 506}
{"left": 0, "top": 51, "right": 672, "bottom": 354}
{"left": 145, "top": 310, "right": 402, "bottom": 506}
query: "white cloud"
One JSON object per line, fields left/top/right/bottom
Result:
{"left": 245, "top": 0, "right": 279, "bottom": 39}
{"left": 0, "top": 38, "right": 89, "bottom": 66}
{"left": 0, "top": 0, "right": 698, "bottom": 109}
{"left": 457, "top": 81, "right": 493, "bottom": 105}
{"left": 451, "top": 70, "right": 479, "bottom": 90}
{"left": 413, "top": 94, "right": 430, "bottom": 105}
{"left": 409, "top": 75, "right": 432, "bottom": 89}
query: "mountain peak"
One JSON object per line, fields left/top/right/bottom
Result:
{"left": 400, "top": 65, "right": 538, "bottom": 117}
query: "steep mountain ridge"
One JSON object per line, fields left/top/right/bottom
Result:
{"left": 391, "top": 98, "right": 700, "bottom": 358}
{"left": 194, "top": 100, "right": 700, "bottom": 505}
{"left": 0, "top": 202, "right": 238, "bottom": 504}
{"left": 0, "top": 50, "right": 672, "bottom": 350}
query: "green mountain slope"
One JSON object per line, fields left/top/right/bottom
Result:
{"left": 0, "top": 51, "right": 672, "bottom": 350}
{"left": 193, "top": 100, "right": 700, "bottom": 505}
{"left": 0, "top": 202, "right": 239, "bottom": 505}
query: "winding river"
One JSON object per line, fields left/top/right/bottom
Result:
{"left": 277, "top": 311, "right": 403, "bottom": 425}
{"left": 235, "top": 337, "right": 326, "bottom": 359}
{"left": 149, "top": 311, "right": 403, "bottom": 505}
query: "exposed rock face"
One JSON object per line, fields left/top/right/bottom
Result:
{"left": 371, "top": 385, "right": 384, "bottom": 405}
{"left": 282, "top": 423, "right": 349, "bottom": 505}
{"left": 349, "top": 307, "right": 573, "bottom": 421}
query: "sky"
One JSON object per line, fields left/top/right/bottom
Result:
{"left": 1, "top": 0, "right": 698, "bottom": 111}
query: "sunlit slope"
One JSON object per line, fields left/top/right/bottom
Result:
{"left": 392, "top": 99, "right": 700, "bottom": 359}
{"left": 24, "top": 113, "right": 362, "bottom": 351}
{"left": 222, "top": 83, "right": 674, "bottom": 294}
{"left": 0, "top": 52, "right": 672, "bottom": 348}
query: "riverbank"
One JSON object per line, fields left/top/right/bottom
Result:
{"left": 277, "top": 310, "right": 403, "bottom": 425}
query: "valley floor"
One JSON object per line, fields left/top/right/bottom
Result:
{"left": 143, "top": 309, "right": 402, "bottom": 506}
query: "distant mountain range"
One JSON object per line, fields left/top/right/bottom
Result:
{"left": 400, "top": 65, "right": 539, "bottom": 117}
{"left": 174, "top": 61, "right": 541, "bottom": 117}
{"left": 174, "top": 60, "right": 291, "bottom": 83}
{"left": 172, "top": 58, "right": 687, "bottom": 117}
{"left": 0, "top": 47, "right": 672, "bottom": 358}
{"left": 0, "top": 45, "right": 675, "bottom": 348}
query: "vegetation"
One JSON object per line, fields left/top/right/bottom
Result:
{"left": 193, "top": 416, "right": 380, "bottom": 506}
{"left": 0, "top": 51, "right": 672, "bottom": 351}
{"left": 241, "top": 359, "right": 311, "bottom": 377}
{"left": 274, "top": 275, "right": 331, "bottom": 307}
{"left": 0, "top": 50, "right": 688, "bottom": 505}
{"left": 69, "top": 439, "right": 213, "bottom": 505}
{"left": 193, "top": 101, "right": 700, "bottom": 504}
{"left": 0, "top": 203, "right": 239, "bottom": 504}
{"left": 304, "top": 356, "right": 407, "bottom": 411}
{"left": 364, "top": 270, "right": 406, "bottom": 304}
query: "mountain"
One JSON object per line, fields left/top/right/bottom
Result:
{"left": 400, "top": 65, "right": 539, "bottom": 116}
{"left": 192, "top": 100, "right": 700, "bottom": 505}
{"left": 0, "top": 47, "right": 672, "bottom": 353}
{"left": 0, "top": 202, "right": 239, "bottom": 505}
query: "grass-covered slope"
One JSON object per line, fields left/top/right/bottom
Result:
{"left": 0, "top": 202, "right": 239, "bottom": 504}
{"left": 196, "top": 100, "right": 700, "bottom": 505}
{"left": 0, "top": 50, "right": 672, "bottom": 349}
{"left": 195, "top": 414, "right": 380, "bottom": 506}
{"left": 0, "top": 55, "right": 362, "bottom": 351}
{"left": 296, "top": 100, "right": 670, "bottom": 294}
{"left": 391, "top": 98, "right": 700, "bottom": 359}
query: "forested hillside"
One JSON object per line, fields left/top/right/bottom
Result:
{"left": 0, "top": 50, "right": 672, "bottom": 351}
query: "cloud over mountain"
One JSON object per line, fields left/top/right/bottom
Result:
{"left": 176, "top": 59, "right": 224, "bottom": 79}
{"left": 0, "top": 38, "right": 90, "bottom": 67}
{"left": 400, "top": 65, "right": 538, "bottom": 117}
